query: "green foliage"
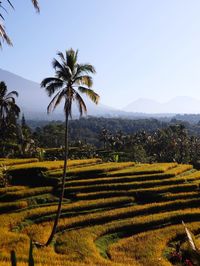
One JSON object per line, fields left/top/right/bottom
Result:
{"left": 31, "top": 118, "right": 200, "bottom": 164}
{"left": 36, "top": 148, "right": 46, "bottom": 161}
{"left": 113, "top": 154, "right": 119, "bottom": 162}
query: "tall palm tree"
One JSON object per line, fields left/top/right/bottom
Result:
{"left": 0, "top": 0, "right": 40, "bottom": 46}
{"left": 41, "top": 48, "right": 99, "bottom": 246}
{"left": 0, "top": 81, "right": 20, "bottom": 124}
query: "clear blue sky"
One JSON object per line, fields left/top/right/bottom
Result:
{"left": 1, "top": 0, "right": 200, "bottom": 109}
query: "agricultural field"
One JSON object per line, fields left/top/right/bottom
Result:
{"left": 0, "top": 158, "right": 199, "bottom": 265}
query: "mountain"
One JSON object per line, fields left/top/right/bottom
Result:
{"left": 0, "top": 68, "right": 124, "bottom": 120}
{"left": 2, "top": 68, "right": 200, "bottom": 120}
{"left": 124, "top": 97, "right": 200, "bottom": 114}
{"left": 125, "top": 98, "right": 162, "bottom": 113}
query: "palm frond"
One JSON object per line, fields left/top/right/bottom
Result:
{"left": 57, "top": 51, "right": 65, "bottom": 64}
{"left": 10, "top": 102, "right": 20, "bottom": 116}
{"left": 41, "top": 77, "right": 63, "bottom": 97}
{"left": 0, "top": 81, "right": 8, "bottom": 96}
{"left": 41, "top": 77, "right": 62, "bottom": 87}
{"left": 0, "top": 14, "right": 5, "bottom": 21}
{"left": 66, "top": 49, "right": 77, "bottom": 71}
{"left": 5, "top": 96, "right": 15, "bottom": 103}
{"left": 74, "top": 75, "right": 93, "bottom": 87}
{"left": 0, "top": 0, "right": 39, "bottom": 47}
{"left": 52, "top": 58, "right": 72, "bottom": 80}
{"left": 55, "top": 68, "right": 72, "bottom": 81}
{"left": 74, "top": 50, "right": 78, "bottom": 64}
{"left": 73, "top": 89, "right": 87, "bottom": 116}
{"left": 0, "top": 23, "right": 12, "bottom": 46}
{"left": 76, "top": 64, "right": 96, "bottom": 75}
{"left": 5, "top": 0, "right": 14, "bottom": 9}
{"left": 6, "top": 90, "right": 18, "bottom": 98}
{"left": 0, "top": 4, "right": 9, "bottom": 18}
{"left": 31, "top": 0, "right": 40, "bottom": 12}
{"left": 50, "top": 88, "right": 67, "bottom": 112}
{"left": 52, "top": 58, "right": 65, "bottom": 71}
{"left": 47, "top": 90, "right": 62, "bottom": 113}
{"left": 78, "top": 86, "right": 99, "bottom": 104}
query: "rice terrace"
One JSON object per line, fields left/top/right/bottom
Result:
{"left": 0, "top": 158, "right": 199, "bottom": 265}
{"left": 2, "top": 1, "right": 200, "bottom": 266}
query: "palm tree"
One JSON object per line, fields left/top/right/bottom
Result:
{"left": 0, "top": 0, "right": 40, "bottom": 46}
{"left": 0, "top": 81, "right": 20, "bottom": 125}
{"left": 0, "top": 81, "right": 20, "bottom": 156}
{"left": 41, "top": 48, "right": 99, "bottom": 246}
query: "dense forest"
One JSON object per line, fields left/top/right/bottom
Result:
{"left": 2, "top": 115, "right": 200, "bottom": 166}
{"left": 32, "top": 117, "right": 200, "bottom": 164}
{"left": 30, "top": 117, "right": 200, "bottom": 147}
{"left": 32, "top": 117, "right": 169, "bottom": 148}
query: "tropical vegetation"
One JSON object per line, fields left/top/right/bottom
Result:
{"left": 0, "top": 81, "right": 21, "bottom": 157}
{"left": 1, "top": 1, "right": 200, "bottom": 261}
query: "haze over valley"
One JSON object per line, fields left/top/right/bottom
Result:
{"left": 1, "top": 68, "right": 200, "bottom": 120}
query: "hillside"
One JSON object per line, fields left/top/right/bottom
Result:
{"left": 124, "top": 97, "right": 200, "bottom": 114}
{"left": 2, "top": 68, "right": 200, "bottom": 121}
{"left": 0, "top": 68, "right": 131, "bottom": 120}
{"left": 0, "top": 159, "right": 200, "bottom": 265}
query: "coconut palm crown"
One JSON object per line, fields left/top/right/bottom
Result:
{"left": 41, "top": 49, "right": 99, "bottom": 115}
{"left": 40, "top": 48, "right": 99, "bottom": 246}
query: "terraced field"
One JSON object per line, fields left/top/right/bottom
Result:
{"left": 0, "top": 159, "right": 199, "bottom": 265}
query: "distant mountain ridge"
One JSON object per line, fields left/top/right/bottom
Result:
{"left": 0, "top": 68, "right": 126, "bottom": 120}
{"left": 124, "top": 97, "right": 200, "bottom": 114}
{"left": 1, "top": 68, "right": 200, "bottom": 120}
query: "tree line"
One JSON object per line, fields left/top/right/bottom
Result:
{"left": 2, "top": 109, "right": 200, "bottom": 166}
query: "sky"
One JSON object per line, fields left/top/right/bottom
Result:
{"left": 1, "top": 0, "right": 200, "bottom": 109}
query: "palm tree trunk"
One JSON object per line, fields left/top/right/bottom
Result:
{"left": 45, "top": 112, "right": 69, "bottom": 246}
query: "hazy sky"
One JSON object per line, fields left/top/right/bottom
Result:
{"left": 1, "top": 0, "right": 200, "bottom": 109}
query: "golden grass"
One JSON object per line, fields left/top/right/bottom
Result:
{"left": 107, "top": 162, "right": 178, "bottom": 176}
{"left": 9, "top": 158, "right": 102, "bottom": 171}
{"left": 0, "top": 201, "right": 28, "bottom": 212}
{"left": 0, "top": 160, "right": 198, "bottom": 265}
{"left": 0, "top": 158, "right": 39, "bottom": 166}
{"left": 0, "top": 186, "right": 27, "bottom": 195}
{"left": 64, "top": 170, "right": 200, "bottom": 195}
{"left": 0, "top": 186, "right": 53, "bottom": 200}
{"left": 19, "top": 207, "right": 200, "bottom": 265}
{"left": 75, "top": 179, "right": 200, "bottom": 200}
{"left": 48, "top": 162, "right": 135, "bottom": 178}
{"left": 109, "top": 221, "right": 200, "bottom": 266}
